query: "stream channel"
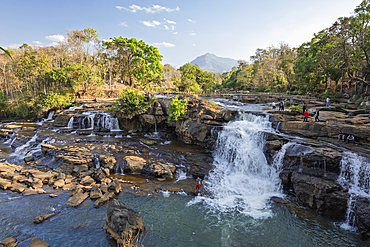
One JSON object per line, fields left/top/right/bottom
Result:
{"left": 0, "top": 99, "right": 369, "bottom": 246}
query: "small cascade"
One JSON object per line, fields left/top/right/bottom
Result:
{"left": 94, "top": 154, "right": 101, "bottom": 169}
{"left": 67, "top": 117, "right": 74, "bottom": 128}
{"left": 66, "top": 112, "right": 120, "bottom": 131}
{"left": 114, "top": 163, "right": 125, "bottom": 175}
{"left": 3, "top": 133, "right": 16, "bottom": 145}
{"left": 47, "top": 111, "right": 55, "bottom": 121}
{"left": 337, "top": 152, "right": 370, "bottom": 230}
{"left": 13, "top": 134, "right": 39, "bottom": 158}
{"left": 154, "top": 116, "right": 157, "bottom": 133}
{"left": 190, "top": 113, "right": 287, "bottom": 218}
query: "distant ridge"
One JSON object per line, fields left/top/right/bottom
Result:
{"left": 190, "top": 53, "right": 238, "bottom": 74}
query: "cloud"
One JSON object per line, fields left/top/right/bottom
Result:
{"left": 33, "top": 41, "right": 42, "bottom": 45}
{"left": 48, "top": 42, "right": 59, "bottom": 47}
{"left": 119, "top": 22, "right": 128, "bottom": 27}
{"left": 188, "top": 19, "right": 195, "bottom": 23}
{"left": 140, "top": 20, "right": 161, "bottom": 28}
{"left": 45, "top": 34, "right": 65, "bottom": 42}
{"left": 8, "top": 43, "right": 22, "bottom": 49}
{"left": 164, "top": 18, "right": 176, "bottom": 25}
{"left": 189, "top": 32, "right": 196, "bottom": 36}
{"left": 123, "top": 4, "right": 179, "bottom": 14}
{"left": 153, "top": 42, "right": 175, "bottom": 48}
{"left": 173, "top": 32, "right": 178, "bottom": 35}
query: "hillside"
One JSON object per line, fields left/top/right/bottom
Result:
{"left": 190, "top": 53, "right": 238, "bottom": 74}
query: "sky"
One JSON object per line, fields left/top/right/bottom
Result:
{"left": 0, "top": 0, "right": 363, "bottom": 68}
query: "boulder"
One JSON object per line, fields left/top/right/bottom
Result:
{"left": 80, "top": 176, "right": 95, "bottom": 186}
{"left": 94, "top": 192, "right": 115, "bottom": 208}
{"left": 53, "top": 179, "right": 65, "bottom": 189}
{"left": 92, "top": 168, "right": 106, "bottom": 182}
{"left": 30, "top": 238, "right": 49, "bottom": 247}
{"left": 0, "top": 237, "right": 17, "bottom": 247}
{"left": 290, "top": 172, "right": 349, "bottom": 220}
{"left": 66, "top": 192, "right": 89, "bottom": 207}
{"left": 108, "top": 180, "right": 122, "bottom": 194}
{"left": 8, "top": 183, "right": 26, "bottom": 193}
{"left": 34, "top": 213, "right": 56, "bottom": 224}
{"left": 141, "top": 162, "right": 176, "bottom": 179}
{"left": 90, "top": 185, "right": 103, "bottom": 199}
{"left": 0, "top": 178, "right": 11, "bottom": 190}
{"left": 354, "top": 196, "right": 370, "bottom": 236}
{"left": 103, "top": 199, "right": 145, "bottom": 246}
{"left": 123, "top": 156, "right": 147, "bottom": 174}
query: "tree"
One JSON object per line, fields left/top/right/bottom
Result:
{"left": 103, "top": 37, "right": 163, "bottom": 88}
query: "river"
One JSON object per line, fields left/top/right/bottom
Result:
{"left": 0, "top": 100, "right": 369, "bottom": 246}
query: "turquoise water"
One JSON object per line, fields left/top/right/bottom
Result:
{"left": 0, "top": 190, "right": 368, "bottom": 247}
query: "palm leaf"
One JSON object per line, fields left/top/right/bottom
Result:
{"left": 0, "top": 46, "right": 13, "bottom": 60}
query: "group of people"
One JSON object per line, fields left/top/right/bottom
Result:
{"left": 302, "top": 103, "right": 320, "bottom": 122}
{"left": 272, "top": 101, "right": 285, "bottom": 111}
{"left": 338, "top": 131, "right": 355, "bottom": 144}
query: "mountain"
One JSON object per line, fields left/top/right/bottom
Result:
{"left": 190, "top": 53, "right": 238, "bottom": 74}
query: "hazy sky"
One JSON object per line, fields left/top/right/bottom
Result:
{"left": 0, "top": 0, "right": 362, "bottom": 68}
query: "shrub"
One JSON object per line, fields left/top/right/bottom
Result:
{"left": 284, "top": 100, "right": 291, "bottom": 106}
{"left": 355, "top": 96, "right": 364, "bottom": 106}
{"left": 335, "top": 103, "right": 348, "bottom": 109}
{"left": 112, "top": 89, "right": 156, "bottom": 119}
{"left": 32, "top": 92, "right": 74, "bottom": 112}
{"left": 289, "top": 105, "right": 303, "bottom": 113}
{"left": 168, "top": 97, "right": 187, "bottom": 124}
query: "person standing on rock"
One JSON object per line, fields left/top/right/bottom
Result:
{"left": 281, "top": 100, "right": 285, "bottom": 111}
{"left": 302, "top": 103, "right": 307, "bottom": 113}
{"left": 326, "top": 97, "right": 330, "bottom": 107}
{"left": 314, "top": 110, "right": 320, "bottom": 122}
{"left": 272, "top": 101, "right": 276, "bottom": 110}
{"left": 196, "top": 177, "right": 202, "bottom": 192}
{"left": 303, "top": 110, "right": 309, "bottom": 122}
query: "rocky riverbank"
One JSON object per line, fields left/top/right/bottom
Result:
{"left": 0, "top": 94, "right": 369, "bottom": 245}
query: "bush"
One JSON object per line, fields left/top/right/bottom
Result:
{"left": 168, "top": 97, "right": 187, "bottom": 124}
{"left": 289, "top": 105, "right": 303, "bottom": 113}
{"left": 284, "top": 100, "right": 291, "bottom": 106}
{"left": 335, "top": 103, "right": 348, "bottom": 109}
{"left": 355, "top": 96, "right": 364, "bottom": 106}
{"left": 112, "top": 89, "right": 156, "bottom": 119}
{"left": 334, "top": 92, "right": 343, "bottom": 98}
{"left": 32, "top": 92, "right": 74, "bottom": 112}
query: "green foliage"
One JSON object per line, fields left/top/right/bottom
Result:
{"left": 32, "top": 92, "right": 74, "bottom": 112}
{"left": 112, "top": 89, "right": 156, "bottom": 119}
{"left": 284, "top": 100, "right": 291, "bottom": 106}
{"left": 319, "top": 90, "right": 331, "bottom": 99}
{"left": 168, "top": 97, "right": 188, "bottom": 123}
{"left": 289, "top": 105, "right": 303, "bottom": 113}
{"left": 355, "top": 96, "right": 364, "bottom": 105}
{"left": 335, "top": 103, "right": 348, "bottom": 109}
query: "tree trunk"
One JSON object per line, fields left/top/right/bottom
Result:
{"left": 335, "top": 80, "right": 338, "bottom": 92}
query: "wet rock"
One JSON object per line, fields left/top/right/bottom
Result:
{"left": 53, "top": 179, "right": 65, "bottom": 189}
{"left": 30, "top": 237, "right": 49, "bottom": 247}
{"left": 90, "top": 185, "right": 103, "bottom": 199}
{"left": 24, "top": 156, "right": 34, "bottom": 163}
{"left": 100, "top": 184, "right": 109, "bottom": 194}
{"left": 33, "top": 213, "right": 56, "bottom": 224}
{"left": 92, "top": 168, "right": 107, "bottom": 182}
{"left": 30, "top": 171, "right": 54, "bottom": 181}
{"left": 23, "top": 188, "right": 46, "bottom": 195}
{"left": 0, "top": 237, "right": 17, "bottom": 247}
{"left": 24, "top": 177, "right": 41, "bottom": 187}
{"left": 142, "top": 162, "right": 176, "bottom": 179}
{"left": 290, "top": 172, "right": 349, "bottom": 220}
{"left": 66, "top": 192, "right": 89, "bottom": 206}
{"left": 123, "top": 156, "right": 147, "bottom": 174}
{"left": 70, "top": 187, "right": 84, "bottom": 196}
{"left": 0, "top": 163, "right": 17, "bottom": 173}
{"left": 103, "top": 199, "right": 145, "bottom": 246}
{"left": 353, "top": 196, "right": 370, "bottom": 237}
{"left": 80, "top": 176, "right": 95, "bottom": 186}
{"left": 8, "top": 183, "right": 26, "bottom": 193}
{"left": 94, "top": 192, "right": 115, "bottom": 208}
{"left": 265, "top": 140, "right": 282, "bottom": 151}
{"left": 49, "top": 194, "right": 58, "bottom": 198}
{"left": 108, "top": 180, "right": 121, "bottom": 194}
{"left": 53, "top": 114, "right": 71, "bottom": 127}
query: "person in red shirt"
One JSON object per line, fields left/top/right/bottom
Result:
{"left": 196, "top": 177, "right": 202, "bottom": 191}
{"left": 303, "top": 110, "right": 309, "bottom": 122}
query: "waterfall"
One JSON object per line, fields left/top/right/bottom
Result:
{"left": 47, "top": 111, "right": 55, "bottom": 121}
{"left": 13, "top": 134, "right": 39, "bottom": 158}
{"left": 337, "top": 152, "right": 370, "bottom": 230}
{"left": 66, "top": 112, "right": 120, "bottom": 131}
{"left": 190, "top": 113, "right": 287, "bottom": 218}
{"left": 154, "top": 116, "right": 157, "bottom": 133}
{"left": 67, "top": 117, "right": 74, "bottom": 128}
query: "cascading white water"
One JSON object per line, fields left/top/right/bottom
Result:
{"left": 67, "top": 117, "right": 74, "bottom": 128}
{"left": 337, "top": 152, "right": 370, "bottom": 230}
{"left": 13, "top": 134, "right": 39, "bottom": 158}
{"left": 191, "top": 113, "right": 289, "bottom": 218}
